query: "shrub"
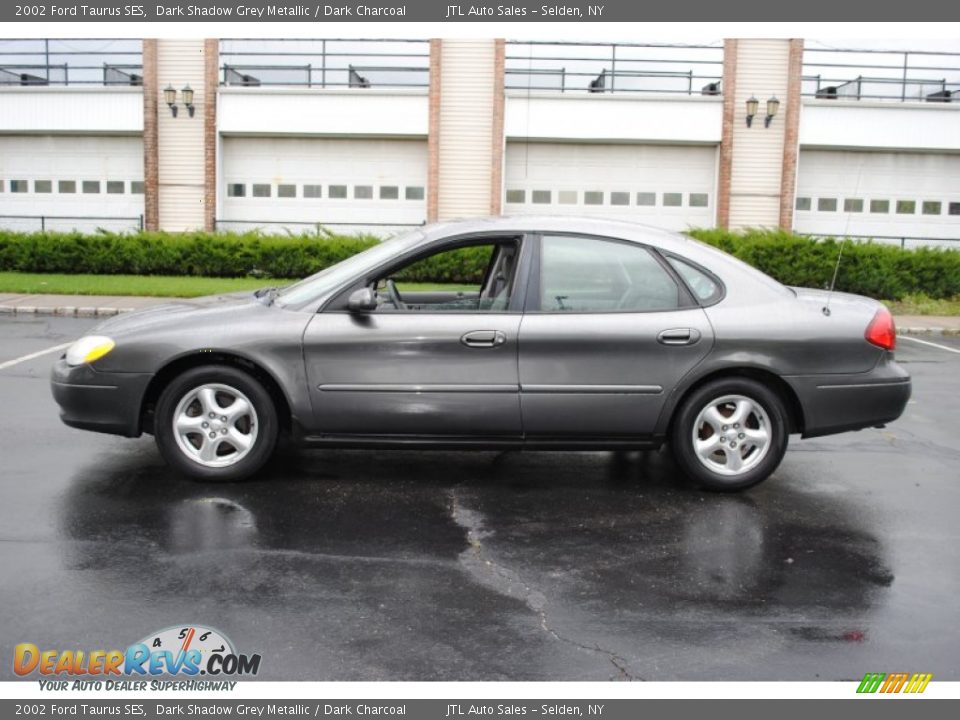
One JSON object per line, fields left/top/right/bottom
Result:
{"left": 1, "top": 226, "right": 958, "bottom": 301}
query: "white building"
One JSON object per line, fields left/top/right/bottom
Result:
{"left": 1, "top": 37, "right": 958, "bottom": 246}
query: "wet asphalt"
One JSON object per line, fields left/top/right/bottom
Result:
{"left": 0, "top": 315, "right": 958, "bottom": 681}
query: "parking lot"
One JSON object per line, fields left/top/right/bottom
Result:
{"left": 1, "top": 313, "right": 958, "bottom": 681}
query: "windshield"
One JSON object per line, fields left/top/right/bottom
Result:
{"left": 275, "top": 229, "right": 425, "bottom": 307}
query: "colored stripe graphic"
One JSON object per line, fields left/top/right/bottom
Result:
{"left": 857, "top": 672, "right": 932, "bottom": 694}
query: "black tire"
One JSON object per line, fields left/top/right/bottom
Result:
{"left": 154, "top": 364, "right": 279, "bottom": 482}
{"left": 670, "top": 377, "right": 788, "bottom": 492}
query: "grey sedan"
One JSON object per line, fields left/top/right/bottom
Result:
{"left": 51, "top": 217, "right": 910, "bottom": 491}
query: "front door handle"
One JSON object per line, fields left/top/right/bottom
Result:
{"left": 461, "top": 330, "right": 507, "bottom": 348}
{"left": 657, "top": 328, "right": 701, "bottom": 346}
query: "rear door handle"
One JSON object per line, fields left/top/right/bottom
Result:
{"left": 657, "top": 328, "right": 701, "bottom": 346}
{"left": 461, "top": 330, "right": 507, "bottom": 348}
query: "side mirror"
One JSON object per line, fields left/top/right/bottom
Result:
{"left": 347, "top": 286, "right": 378, "bottom": 313}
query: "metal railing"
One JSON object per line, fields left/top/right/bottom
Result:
{"left": 505, "top": 41, "right": 724, "bottom": 96}
{"left": 803, "top": 45, "right": 960, "bottom": 102}
{"left": 219, "top": 39, "right": 430, "bottom": 89}
{"left": 0, "top": 214, "right": 144, "bottom": 232}
{"left": 0, "top": 39, "right": 143, "bottom": 87}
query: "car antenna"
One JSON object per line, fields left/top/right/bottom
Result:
{"left": 822, "top": 159, "right": 864, "bottom": 317}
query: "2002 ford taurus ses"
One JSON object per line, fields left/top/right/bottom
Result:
{"left": 51, "top": 217, "right": 910, "bottom": 490}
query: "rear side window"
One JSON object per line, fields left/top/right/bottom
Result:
{"left": 666, "top": 255, "right": 723, "bottom": 305}
{"left": 539, "top": 235, "right": 681, "bottom": 312}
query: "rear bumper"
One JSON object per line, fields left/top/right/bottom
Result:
{"left": 50, "top": 359, "right": 152, "bottom": 438}
{"left": 785, "top": 357, "right": 911, "bottom": 439}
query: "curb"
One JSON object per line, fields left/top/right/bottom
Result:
{"left": 899, "top": 327, "right": 960, "bottom": 337}
{"left": 0, "top": 305, "right": 134, "bottom": 318}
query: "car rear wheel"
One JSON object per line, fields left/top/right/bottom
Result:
{"left": 670, "top": 378, "right": 788, "bottom": 491}
{"left": 155, "top": 365, "right": 279, "bottom": 482}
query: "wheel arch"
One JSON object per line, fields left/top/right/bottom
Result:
{"left": 663, "top": 366, "right": 806, "bottom": 437}
{"left": 139, "top": 351, "right": 294, "bottom": 436}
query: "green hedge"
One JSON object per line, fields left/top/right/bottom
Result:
{"left": 689, "top": 228, "right": 960, "bottom": 301}
{"left": 0, "top": 227, "right": 958, "bottom": 300}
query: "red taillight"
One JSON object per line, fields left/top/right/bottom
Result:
{"left": 865, "top": 307, "right": 896, "bottom": 351}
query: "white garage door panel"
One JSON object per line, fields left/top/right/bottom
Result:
{"left": 0, "top": 136, "right": 144, "bottom": 232}
{"left": 504, "top": 142, "right": 717, "bottom": 231}
{"left": 221, "top": 137, "right": 428, "bottom": 234}
{"left": 795, "top": 150, "right": 960, "bottom": 243}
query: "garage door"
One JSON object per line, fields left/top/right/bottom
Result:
{"left": 0, "top": 136, "right": 144, "bottom": 232}
{"left": 795, "top": 150, "right": 960, "bottom": 245}
{"left": 220, "top": 137, "right": 428, "bottom": 235}
{"left": 503, "top": 142, "right": 717, "bottom": 231}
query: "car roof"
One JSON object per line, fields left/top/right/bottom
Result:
{"left": 419, "top": 215, "right": 700, "bottom": 254}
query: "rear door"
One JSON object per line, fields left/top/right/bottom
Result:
{"left": 518, "top": 233, "right": 714, "bottom": 438}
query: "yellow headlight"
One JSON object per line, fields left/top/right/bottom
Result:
{"left": 65, "top": 336, "right": 116, "bottom": 366}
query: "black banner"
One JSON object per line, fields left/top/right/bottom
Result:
{"left": 3, "top": 0, "right": 959, "bottom": 22}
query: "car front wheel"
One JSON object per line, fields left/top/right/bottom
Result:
{"left": 671, "top": 378, "right": 788, "bottom": 491}
{"left": 154, "top": 365, "right": 279, "bottom": 482}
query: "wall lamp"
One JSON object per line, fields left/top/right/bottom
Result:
{"left": 163, "top": 84, "right": 196, "bottom": 118}
{"left": 746, "top": 95, "right": 780, "bottom": 128}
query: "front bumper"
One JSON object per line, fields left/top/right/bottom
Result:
{"left": 785, "top": 355, "right": 911, "bottom": 439}
{"left": 50, "top": 358, "right": 153, "bottom": 438}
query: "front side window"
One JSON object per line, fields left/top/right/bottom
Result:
{"left": 374, "top": 241, "right": 519, "bottom": 313}
{"left": 539, "top": 235, "right": 681, "bottom": 313}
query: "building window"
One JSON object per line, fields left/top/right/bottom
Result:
{"left": 949, "top": 202, "right": 960, "bottom": 216}
{"left": 817, "top": 198, "right": 837, "bottom": 212}
{"left": 10, "top": 180, "right": 29, "bottom": 193}
{"left": 870, "top": 199, "right": 889, "bottom": 214}
{"left": 896, "top": 200, "right": 916, "bottom": 214}
{"left": 252, "top": 184, "right": 271, "bottom": 198}
{"left": 558, "top": 190, "right": 577, "bottom": 205}
{"left": 304, "top": 184, "right": 322, "bottom": 198}
{"left": 636, "top": 192, "right": 656, "bottom": 207}
{"left": 584, "top": 191, "right": 604, "bottom": 205}
{"left": 106, "top": 181, "right": 125, "bottom": 194}
{"left": 354, "top": 185, "right": 373, "bottom": 200}
{"left": 922, "top": 201, "right": 942, "bottom": 216}
{"left": 278, "top": 184, "right": 296, "bottom": 198}
{"left": 329, "top": 185, "right": 348, "bottom": 199}
{"left": 59, "top": 180, "right": 76, "bottom": 194}
{"left": 689, "top": 193, "right": 709, "bottom": 208}
{"left": 532, "top": 190, "right": 552, "bottom": 204}
{"left": 82, "top": 181, "right": 100, "bottom": 194}
{"left": 610, "top": 191, "right": 630, "bottom": 206}
{"left": 380, "top": 186, "right": 399, "bottom": 200}
{"left": 844, "top": 198, "right": 864, "bottom": 213}
{"left": 130, "top": 181, "right": 145, "bottom": 194}
{"left": 795, "top": 197, "right": 811, "bottom": 211}
{"left": 34, "top": 180, "right": 52, "bottom": 194}
{"left": 405, "top": 186, "right": 425, "bottom": 201}
{"left": 227, "top": 183, "right": 245, "bottom": 198}
{"left": 663, "top": 193, "right": 683, "bottom": 207}
{"left": 505, "top": 189, "right": 526, "bottom": 203}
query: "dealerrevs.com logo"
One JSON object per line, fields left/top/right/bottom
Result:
{"left": 14, "top": 625, "right": 261, "bottom": 686}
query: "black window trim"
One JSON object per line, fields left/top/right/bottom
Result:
{"left": 522, "top": 231, "right": 697, "bottom": 315}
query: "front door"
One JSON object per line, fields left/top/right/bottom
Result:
{"left": 519, "top": 233, "right": 714, "bottom": 437}
{"left": 302, "top": 238, "right": 526, "bottom": 438}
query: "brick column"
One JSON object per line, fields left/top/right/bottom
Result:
{"left": 426, "top": 39, "right": 442, "bottom": 223}
{"left": 203, "top": 39, "right": 218, "bottom": 232}
{"left": 778, "top": 39, "right": 804, "bottom": 230}
{"left": 716, "top": 39, "right": 738, "bottom": 230}
{"left": 489, "top": 39, "right": 506, "bottom": 216}
{"left": 142, "top": 39, "right": 159, "bottom": 232}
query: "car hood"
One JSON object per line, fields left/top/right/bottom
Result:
{"left": 91, "top": 292, "right": 265, "bottom": 337}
